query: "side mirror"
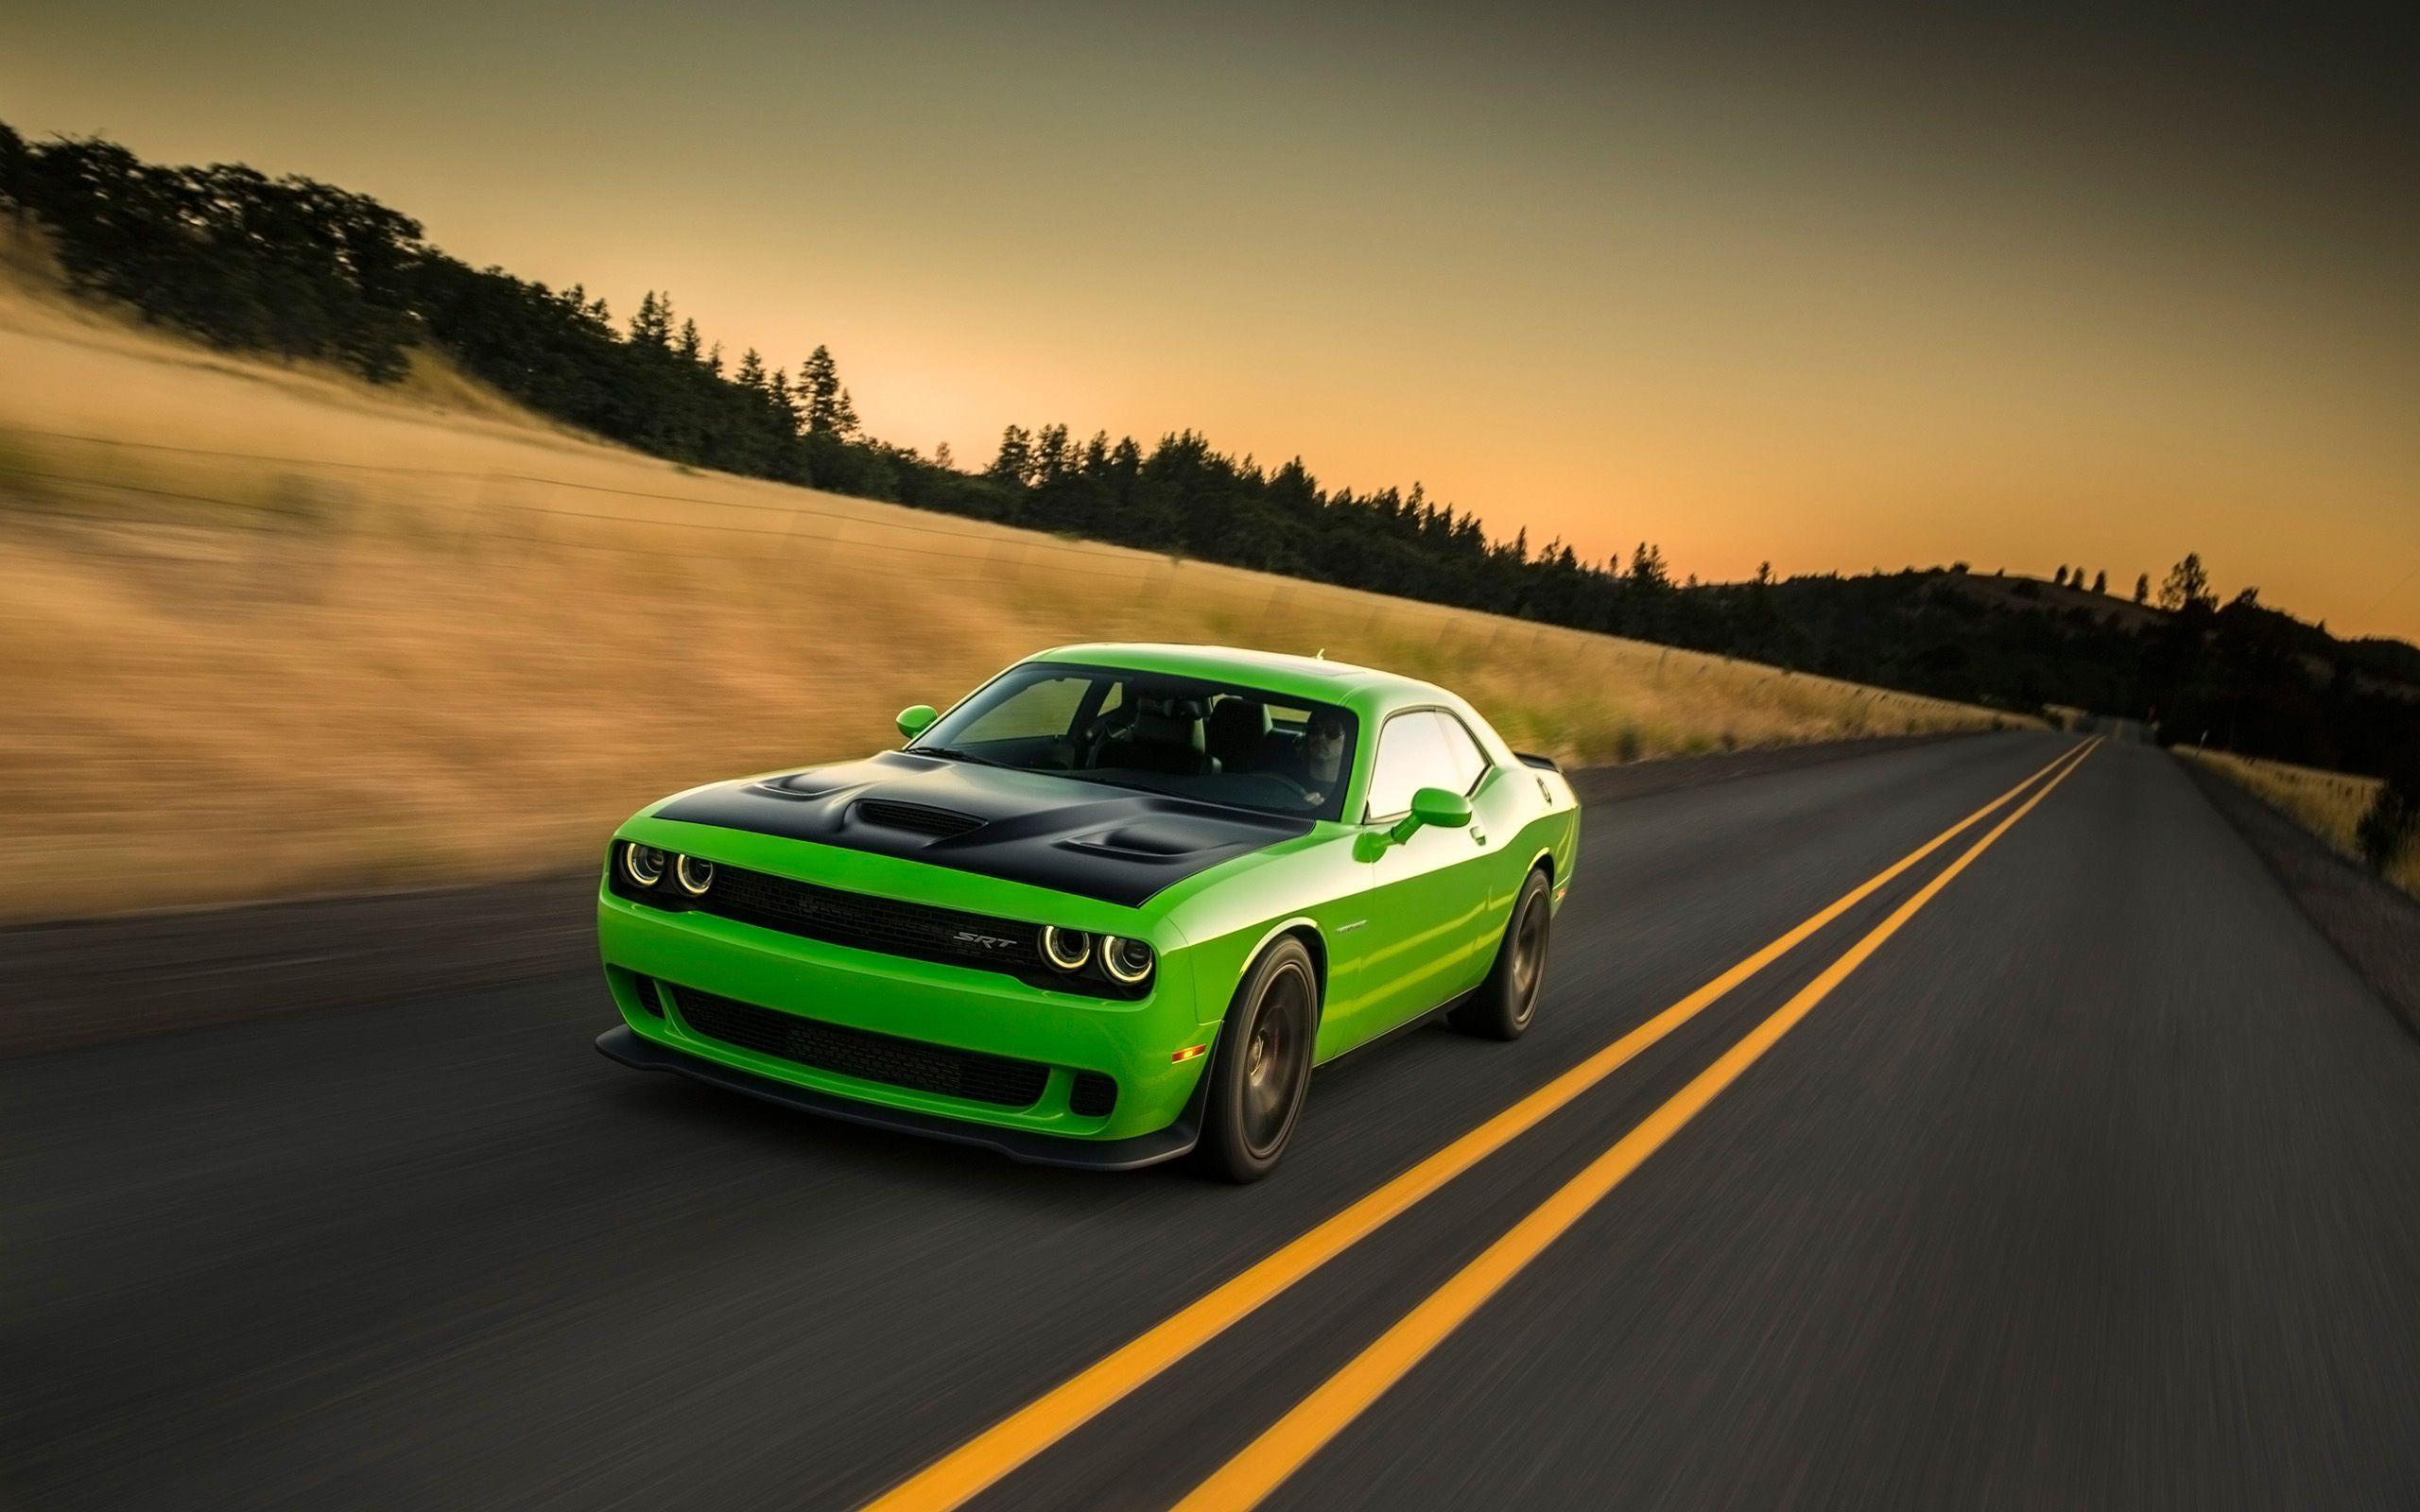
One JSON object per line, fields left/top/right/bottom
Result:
{"left": 1374, "top": 785, "right": 1472, "bottom": 850}
{"left": 896, "top": 704, "right": 939, "bottom": 740}
{"left": 1411, "top": 786, "right": 1474, "bottom": 830}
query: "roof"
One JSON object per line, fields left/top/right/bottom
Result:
{"left": 1031, "top": 642, "right": 1443, "bottom": 710}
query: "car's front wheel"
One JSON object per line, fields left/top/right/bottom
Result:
{"left": 1192, "top": 936, "right": 1318, "bottom": 1182}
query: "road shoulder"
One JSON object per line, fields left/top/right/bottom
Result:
{"left": 2177, "top": 750, "right": 2420, "bottom": 1040}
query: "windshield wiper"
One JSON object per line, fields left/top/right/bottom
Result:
{"left": 911, "top": 745, "right": 1014, "bottom": 770}
{"left": 1069, "top": 772, "right": 1310, "bottom": 819}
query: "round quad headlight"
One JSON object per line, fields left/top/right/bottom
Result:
{"left": 676, "top": 854, "right": 715, "bottom": 896}
{"left": 622, "top": 842, "right": 667, "bottom": 887}
{"left": 1101, "top": 935, "right": 1155, "bottom": 986}
{"left": 1040, "top": 925, "right": 1093, "bottom": 971}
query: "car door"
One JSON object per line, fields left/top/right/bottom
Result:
{"left": 1328, "top": 710, "right": 1498, "bottom": 1053}
{"left": 1430, "top": 707, "right": 1522, "bottom": 970}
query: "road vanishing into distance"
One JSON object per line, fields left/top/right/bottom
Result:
{"left": 8, "top": 732, "right": 2420, "bottom": 1509}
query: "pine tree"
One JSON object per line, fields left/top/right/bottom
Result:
{"left": 1035, "top": 423, "right": 1072, "bottom": 480}
{"left": 933, "top": 440, "right": 956, "bottom": 471}
{"left": 1628, "top": 541, "right": 1670, "bottom": 590}
{"left": 2135, "top": 573, "right": 2151, "bottom": 605}
{"left": 990, "top": 424, "right": 1034, "bottom": 485}
{"left": 800, "top": 345, "right": 850, "bottom": 434}
{"left": 2054, "top": 565, "right": 2069, "bottom": 586}
{"left": 2091, "top": 569, "right": 2107, "bottom": 594}
{"left": 676, "top": 318, "right": 702, "bottom": 363}
{"left": 735, "top": 348, "right": 768, "bottom": 390}
{"left": 628, "top": 291, "right": 671, "bottom": 349}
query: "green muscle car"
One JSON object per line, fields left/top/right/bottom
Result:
{"left": 596, "top": 644, "right": 1579, "bottom": 1179}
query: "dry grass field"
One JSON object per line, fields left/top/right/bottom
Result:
{"left": 0, "top": 257, "right": 2029, "bottom": 922}
{"left": 2174, "top": 747, "right": 2417, "bottom": 897}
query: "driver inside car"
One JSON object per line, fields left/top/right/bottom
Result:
{"left": 1273, "top": 710, "right": 1350, "bottom": 806}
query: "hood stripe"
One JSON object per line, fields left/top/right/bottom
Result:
{"left": 655, "top": 773, "right": 1308, "bottom": 908}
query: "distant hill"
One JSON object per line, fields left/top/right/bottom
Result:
{"left": 1933, "top": 569, "right": 2419, "bottom": 702}
{"left": 1937, "top": 571, "right": 2166, "bottom": 633}
{"left": 1689, "top": 565, "right": 2418, "bottom": 776}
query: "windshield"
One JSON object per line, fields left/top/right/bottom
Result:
{"left": 911, "top": 661, "right": 1359, "bottom": 821}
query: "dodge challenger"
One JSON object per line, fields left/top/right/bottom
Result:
{"left": 596, "top": 644, "right": 1580, "bottom": 1178}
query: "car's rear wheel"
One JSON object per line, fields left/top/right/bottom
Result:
{"left": 1192, "top": 936, "right": 1318, "bottom": 1182}
{"left": 1450, "top": 868, "right": 1553, "bottom": 1040}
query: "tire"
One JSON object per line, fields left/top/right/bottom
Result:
{"left": 1450, "top": 868, "right": 1553, "bottom": 1040}
{"left": 1191, "top": 936, "right": 1319, "bottom": 1182}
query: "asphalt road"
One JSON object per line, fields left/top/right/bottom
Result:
{"left": 7, "top": 732, "right": 2418, "bottom": 1510}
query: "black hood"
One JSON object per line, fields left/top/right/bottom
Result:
{"left": 652, "top": 751, "right": 1313, "bottom": 907}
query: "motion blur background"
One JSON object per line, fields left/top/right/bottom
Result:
{"left": 8, "top": 8, "right": 2420, "bottom": 1511}
{"left": 1, "top": 0, "right": 2414, "bottom": 918}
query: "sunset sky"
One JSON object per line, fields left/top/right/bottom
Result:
{"left": 9, "top": 1, "right": 2416, "bottom": 641}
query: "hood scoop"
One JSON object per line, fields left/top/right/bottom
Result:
{"left": 1063, "top": 819, "right": 1221, "bottom": 858}
{"left": 753, "top": 772, "right": 849, "bottom": 800}
{"left": 854, "top": 799, "right": 984, "bottom": 839}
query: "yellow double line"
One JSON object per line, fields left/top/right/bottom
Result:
{"left": 868, "top": 737, "right": 2100, "bottom": 1510}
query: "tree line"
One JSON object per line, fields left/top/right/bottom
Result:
{"left": 2, "top": 120, "right": 2413, "bottom": 842}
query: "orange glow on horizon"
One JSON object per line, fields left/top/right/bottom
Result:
{"left": 5, "top": 4, "right": 2413, "bottom": 641}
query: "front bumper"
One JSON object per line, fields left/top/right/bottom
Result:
{"left": 596, "top": 1026, "right": 1206, "bottom": 1169}
{"left": 597, "top": 880, "right": 1212, "bottom": 1148}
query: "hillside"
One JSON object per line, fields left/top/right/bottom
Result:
{"left": 1936, "top": 571, "right": 2166, "bottom": 633}
{"left": 5, "top": 123, "right": 2414, "bottom": 786}
{"left": 0, "top": 263, "right": 2026, "bottom": 922}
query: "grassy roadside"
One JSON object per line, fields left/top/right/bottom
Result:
{"left": 2173, "top": 747, "right": 2418, "bottom": 899}
{"left": 0, "top": 268, "right": 2031, "bottom": 924}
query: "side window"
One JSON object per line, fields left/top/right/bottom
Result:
{"left": 1434, "top": 713, "right": 1493, "bottom": 794}
{"left": 1363, "top": 712, "right": 1462, "bottom": 819}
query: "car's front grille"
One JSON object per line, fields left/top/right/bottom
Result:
{"left": 670, "top": 986, "right": 1050, "bottom": 1108}
{"left": 614, "top": 859, "right": 1041, "bottom": 976}
{"left": 608, "top": 850, "right": 1153, "bottom": 999}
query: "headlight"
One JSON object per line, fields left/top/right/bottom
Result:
{"left": 1040, "top": 925, "right": 1092, "bottom": 971}
{"left": 676, "top": 854, "right": 715, "bottom": 895}
{"left": 622, "top": 842, "right": 666, "bottom": 887}
{"left": 1101, "top": 935, "right": 1155, "bottom": 985}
